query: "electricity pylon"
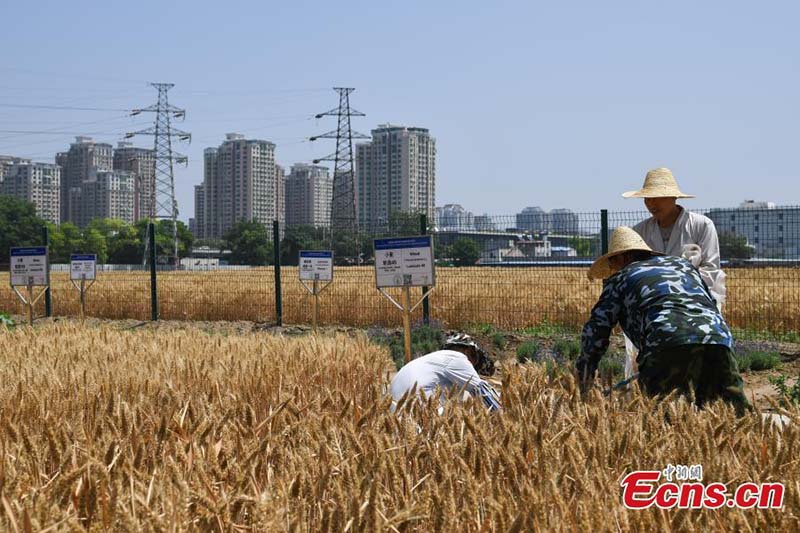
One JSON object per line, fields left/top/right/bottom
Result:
{"left": 126, "top": 83, "right": 190, "bottom": 266}
{"left": 310, "top": 87, "right": 368, "bottom": 235}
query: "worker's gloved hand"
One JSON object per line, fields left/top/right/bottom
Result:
{"left": 575, "top": 354, "right": 598, "bottom": 392}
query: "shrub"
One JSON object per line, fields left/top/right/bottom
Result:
{"left": 553, "top": 338, "right": 581, "bottom": 361}
{"left": 748, "top": 351, "right": 782, "bottom": 371}
{"left": 492, "top": 332, "right": 507, "bottom": 350}
{"left": 769, "top": 373, "right": 800, "bottom": 408}
{"left": 379, "top": 324, "right": 446, "bottom": 370}
{"left": 0, "top": 312, "right": 14, "bottom": 329}
{"left": 599, "top": 357, "right": 624, "bottom": 381}
{"left": 737, "top": 350, "right": 781, "bottom": 372}
{"left": 472, "top": 323, "right": 495, "bottom": 335}
{"left": 516, "top": 341, "right": 540, "bottom": 364}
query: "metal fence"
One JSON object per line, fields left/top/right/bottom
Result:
{"left": 1, "top": 206, "right": 799, "bottom": 334}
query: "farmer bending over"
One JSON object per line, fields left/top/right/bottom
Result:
{"left": 390, "top": 333, "right": 501, "bottom": 412}
{"left": 576, "top": 226, "right": 750, "bottom": 416}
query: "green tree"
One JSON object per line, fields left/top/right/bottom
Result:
{"left": 82, "top": 228, "right": 109, "bottom": 263}
{"left": 134, "top": 219, "right": 194, "bottom": 259}
{"left": 719, "top": 231, "right": 754, "bottom": 259}
{"left": 48, "top": 222, "right": 85, "bottom": 263}
{"left": 450, "top": 238, "right": 481, "bottom": 266}
{"left": 49, "top": 222, "right": 110, "bottom": 264}
{"left": 87, "top": 218, "right": 128, "bottom": 238}
{"left": 107, "top": 225, "right": 143, "bottom": 264}
{"left": 568, "top": 236, "right": 593, "bottom": 257}
{"left": 387, "top": 210, "right": 423, "bottom": 235}
{"left": 0, "top": 196, "right": 46, "bottom": 264}
{"left": 224, "top": 220, "right": 273, "bottom": 265}
{"left": 281, "top": 225, "right": 327, "bottom": 265}
{"left": 332, "top": 230, "right": 362, "bottom": 264}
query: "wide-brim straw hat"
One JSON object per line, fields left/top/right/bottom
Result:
{"left": 588, "top": 226, "right": 663, "bottom": 280}
{"left": 622, "top": 167, "right": 695, "bottom": 199}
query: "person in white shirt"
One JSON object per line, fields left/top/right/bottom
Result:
{"left": 389, "top": 333, "right": 501, "bottom": 412}
{"left": 623, "top": 167, "right": 725, "bottom": 302}
{"left": 621, "top": 167, "right": 727, "bottom": 379}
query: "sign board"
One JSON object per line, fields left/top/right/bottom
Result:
{"left": 70, "top": 254, "right": 97, "bottom": 281}
{"left": 299, "top": 250, "right": 334, "bottom": 281}
{"left": 374, "top": 236, "right": 435, "bottom": 288}
{"left": 10, "top": 247, "right": 49, "bottom": 286}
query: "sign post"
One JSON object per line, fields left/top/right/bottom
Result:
{"left": 9, "top": 246, "right": 50, "bottom": 326}
{"left": 299, "top": 250, "right": 334, "bottom": 333}
{"left": 374, "top": 236, "right": 435, "bottom": 364}
{"left": 70, "top": 254, "right": 97, "bottom": 323}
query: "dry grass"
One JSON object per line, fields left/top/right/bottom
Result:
{"left": 0, "top": 323, "right": 798, "bottom": 530}
{"left": 0, "top": 266, "right": 798, "bottom": 332}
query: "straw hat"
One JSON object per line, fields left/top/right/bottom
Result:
{"left": 622, "top": 167, "right": 695, "bottom": 199}
{"left": 588, "top": 226, "right": 663, "bottom": 280}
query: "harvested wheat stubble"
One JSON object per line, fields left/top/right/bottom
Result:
{"left": 0, "top": 324, "right": 798, "bottom": 530}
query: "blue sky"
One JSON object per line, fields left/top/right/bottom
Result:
{"left": 1, "top": 0, "right": 798, "bottom": 220}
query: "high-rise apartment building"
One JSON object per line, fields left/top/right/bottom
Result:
{"left": 0, "top": 162, "right": 61, "bottom": 223}
{"left": 198, "top": 134, "right": 279, "bottom": 238}
{"left": 113, "top": 142, "right": 155, "bottom": 221}
{"left": 275, "top": 164, "right": 285, "bottom": 229}
{"left": 193, "top": 183, "right": 205, "bottom": 239}
{"left": 0, "top": 155, "right": 30, "bottom": 184}
{"left": 356, "top": 124, "right": 436, "bottom": 231}
{"left": 74, "top": 170, "right": 136, "bottom": 227}
{"left": 58, "top": 136, "right": 113, "bottom": 223}
{"left": 285, "top": 163, "right": 332, "bottom": 227}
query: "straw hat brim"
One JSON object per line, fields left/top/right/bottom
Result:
{"left": 622, "top": 189, "right": 695, "bottom": 199}
{"left": 588, "top": 248, "right": 664, "bottom": 280}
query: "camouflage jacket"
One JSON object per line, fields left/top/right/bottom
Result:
{"left": 581, "top": 256, "right": 732, "bottom": 364}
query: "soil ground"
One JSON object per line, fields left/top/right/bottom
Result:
{"left": 7, "top": 314, "right": 799, "bottom": 412}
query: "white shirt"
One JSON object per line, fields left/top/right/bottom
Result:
{"left": 632, "top": 207, "right": 726, "bottom": 303}
{"left": 390, "top": 350, "right": 500, "bottom": 411}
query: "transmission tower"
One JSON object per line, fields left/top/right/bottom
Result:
{"left": 310, "top": 88, "right": 368, "bottom": 234}
{"left": 126, "top": 83, "right": 191, "bottom": 266}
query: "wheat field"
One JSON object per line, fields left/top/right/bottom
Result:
{"left": 1, "top": 266, "right": 799, "bottom": 332}
{"left": 0, "top": 323, "right": 797, "bottom": 530}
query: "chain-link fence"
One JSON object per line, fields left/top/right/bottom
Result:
{"left": 1, "top": 206, "right": 798, "bottom": 334}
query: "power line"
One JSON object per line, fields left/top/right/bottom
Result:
{"left": 0, "top": 103, "right": 130, "bottom": 112}
{"left": 0, "top": 114, "right": 141, "bottom": 142}
{"left": 0, "top": 128, "right": 140, "bottom": 135}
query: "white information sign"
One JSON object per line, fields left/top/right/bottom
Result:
{"left": 374, "top": 236, "right": 435, "bottom": 288}
{"left": 299, "top": 250, "right": 333, "bottom": 281}
{"left": 10, "top": 246, "right": 49, "bottom": 286}
{"left": 70, "top": 254, "right": 97, "bottom": 281}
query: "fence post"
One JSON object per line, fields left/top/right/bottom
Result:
{"left": 42, "top": 225, "right": 52, "bottom": 317}
{"left": 420, "top": 213, "right": 430, "bottom": 325}
{"left": 273, "top": 220, "right": 283, "bottom": 327}
{"left": 600, "top": 209, "right": 609, "bottom": 255}
{"left": 149, "top": 222, "right": 158, "bottom": 321}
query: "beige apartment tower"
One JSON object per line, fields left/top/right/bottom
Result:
{"left": 199, "top": 134, "right": 279, "bottom": 239}
{"left": 356, "top": 124, "right": 436, "bottom": 231}
{"left": 285, "top": 163, "right": 332, "bottom": 227}
{"left": 57, "top": 136, "right": 113, "bottom": 223}
{"left": 113, "top": 142, "right": 156, "bottom": 221}
{"left": 0, "top": 162, "right": 61, "bottom": 224}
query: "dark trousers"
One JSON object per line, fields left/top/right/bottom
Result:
{"left": 638, "top": 344, "right": 751, "bottom": 416}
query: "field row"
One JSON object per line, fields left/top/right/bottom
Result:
{"left": 1, "top": 266, "right": 799, "bottom": 332}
